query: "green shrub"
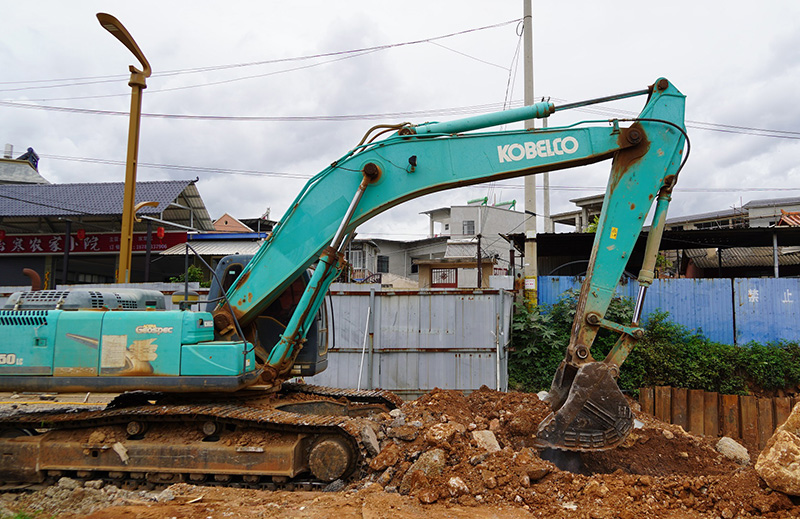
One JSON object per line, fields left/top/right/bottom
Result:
{"left": 508, "top": 290, "right": 633, "bottom": 392}
{"left": 508, "top": 292, "right": 800, "bottom": 396}
{"left": 169, "top": 264, "right": 211, "bottom": 288}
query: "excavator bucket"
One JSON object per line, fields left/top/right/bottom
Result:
{"left": 536, "top": 361, "right": 633, "bottom": 451}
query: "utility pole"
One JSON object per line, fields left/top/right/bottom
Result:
{"left": 477, "top": 233, "right": 483, "bottom": 288}
{"left": 543, "top": 118, "right": 553, "bottom": 233}
{"left": 522, "top": 0, "right": 538, "bottom": 307}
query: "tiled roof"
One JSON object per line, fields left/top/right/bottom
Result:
{"left": 777, "top": 210, "right": 800, "bottom": 227}
{"left": 0, "top": 180, "right": 213, "bottom": 232}
{"left": 0, "top": 180, "right": 191, "bottom": 217}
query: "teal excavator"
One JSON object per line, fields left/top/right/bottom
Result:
{"left": 0, "top": 78, "right": 686, "bottom": 485}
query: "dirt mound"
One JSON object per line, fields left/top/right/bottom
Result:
{"left": 3, "top": 386, "right": 800, "bottom": 518}
{"left": 366, "top": 386, "right": 799, "bottom": 516}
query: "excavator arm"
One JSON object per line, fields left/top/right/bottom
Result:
{"left": 214, "top": 79, "right": 686, "bottom": 451}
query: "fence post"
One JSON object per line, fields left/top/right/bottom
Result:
{"left": 688, "top": 389, "right": 704, "bottom": 435}
{"left": 704, "top": 391, "right": 719, "bottom": 437}
{"left": 720, "top": 394, "right": 740, "bottom": 439}
{"left": 775, "top": 397, "right": 792, "bottom": 431}
{"left": 672, "top": 387, "right": 688, "bottom": 430}
{"left": 740, "top": 396, "right": 759, "bottom": 446}
{"left": 757, "top": 398, "right": 774, "bottom": 450}
{"left": 655, "top": 386, "right": 672, "bottom": 422}
{"left": 639, "top": 387, "right": 654, "bottom": 415}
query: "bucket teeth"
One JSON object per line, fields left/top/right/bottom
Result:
{"left": 536, "top": 362, "right": 633, "bottom": 451}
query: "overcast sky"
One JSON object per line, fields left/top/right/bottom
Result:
{"left": 2, "top": 1, "right": 799, "bottom": 240}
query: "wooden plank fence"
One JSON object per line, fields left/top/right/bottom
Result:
{"left": 639, "top": 386, "right": 798, "bottom": 449}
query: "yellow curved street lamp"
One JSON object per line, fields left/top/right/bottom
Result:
{"left": 97, "top": 13, "right": 152, "bottom": 283}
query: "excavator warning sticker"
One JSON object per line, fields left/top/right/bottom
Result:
{"left": 610, "top": 227, "right": 618, "bottom": 239}
{"left": 100, "top": 335, "right": 127, "bottom": 368}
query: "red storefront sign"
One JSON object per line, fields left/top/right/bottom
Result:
{"left": 0, "top": 232, "right": 187, "bottom": 255}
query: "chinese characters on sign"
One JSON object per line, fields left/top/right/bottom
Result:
{"left": 0, "top": 232, "right": 187, "bottom": 254}
{"left": 747, "top": 287, "right": 794, "bottom": 304}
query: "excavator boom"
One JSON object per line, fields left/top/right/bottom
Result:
{"left": 215, "top": 80, "right": 686, "bottom": 409}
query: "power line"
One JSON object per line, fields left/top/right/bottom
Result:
{"left": 427, "top": 41, "right": 509, "bottom": 70}
{"left": 3, "top": 96, "right": 798, "bottom": 142}
{"left": 0, "top": 19, "right": 521, "bottom": 97}
{"left": 42, "top": 154, "right": 312, "bottom": 179}
{"left": 0, "top": 99, "right": 512, "bottom": 121}
{"left": 36, "top": 153, "right": 800, "bottom": 194}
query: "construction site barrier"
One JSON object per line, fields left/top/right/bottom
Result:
{"left": 638, "top": 386, "right": 798, "bottom": 449}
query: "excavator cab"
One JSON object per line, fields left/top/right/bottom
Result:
{"left": 207, "top": 255, "right": 329, "bottom": 378}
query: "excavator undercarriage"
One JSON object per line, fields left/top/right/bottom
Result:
{"left": 0, "top": 384, "right": 401, "bottom": 487}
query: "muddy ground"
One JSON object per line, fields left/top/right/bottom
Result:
{"left": 2, "top": 387, "right": 799, "bottom": 518}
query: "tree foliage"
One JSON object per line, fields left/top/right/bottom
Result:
{"left": 509, "top": 291, "right": 800, "bottom": 396}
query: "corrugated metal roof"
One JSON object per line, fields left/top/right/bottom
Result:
{"left": 686, "top": 247, "right": 800, "bottom": 268}
{"left": 160, "top": 239, "right": 264, "bottom": 256}
{"left": 445, "top": 241, "right": 477, "bottom": 258}
{"left": 745, "top": 196, "right": 800, "bottom": 209}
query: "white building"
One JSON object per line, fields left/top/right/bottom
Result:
{"left": 344, "top": 199, "right": 524, "bottom": 289}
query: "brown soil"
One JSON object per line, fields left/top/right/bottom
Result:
{"left": 4, "top": 386, "right": 800, "bottom": 518}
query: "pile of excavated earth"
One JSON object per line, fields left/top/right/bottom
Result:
{"left": 3, "top": 386, "right": 800, "bottom": 518}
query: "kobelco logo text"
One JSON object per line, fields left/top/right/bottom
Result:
{"left": 497, "top": 137, "right": 579, "bottom": 163}
{"left": 135, "top": 324, "right": 174, "bottom": 334}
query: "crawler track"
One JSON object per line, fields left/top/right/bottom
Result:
{"left": 0, "top": 384, "right": 399, "bottom": 487}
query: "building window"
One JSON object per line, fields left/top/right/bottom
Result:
{"left": 462, "top": 220, "right": 475, "bottom": 235}
{"left": 347, "top": 250, "right": 365, "bottom": 270}
{"left": 410, "top": 263, "right": 419, "bottom": 274}
{"left": 377, "top": 255, "right": 389, "bottom": 273}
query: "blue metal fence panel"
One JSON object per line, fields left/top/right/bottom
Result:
{"left": 538, "top": 276, "right": 735, "bottom": 344}
{"left": 641, "top": 278, "right": 734, "bottom": 344}
{"left": 538, "top": 276, "right": 637, "bottom": 305}
{"left": 734, "top": 278, "right": 800, "bottom": 344}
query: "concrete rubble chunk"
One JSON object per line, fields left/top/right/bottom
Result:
{"left": 756, "top": 402, "right": 800, "bottom": 495}
{"left": 399, "top": 448, "right": 446, "bottom": 495}
{"left": 388, "top": 425, "right": 418, "bottom": 441}
{"left": 425, "top": 422, "right": 461, "bottom": 446}
{"left": 323, "top": 479, "right": 346, "bottom": 492}
{"left": 361, "top": 424, "right": 380, "bottom": 456}
{"left": 417, "top": 487, "right": 439, "bottom": 504}
{"left": 447, "top": 476, "right": 469, "bottom": 496}
{"left": 756, "top": 430, "right": 800, "bottom": 495}
{"left": 472, "top": 429, "right": 501, "bottom": 452}
{"left": 716, "top": 437, "right": 750, "bottom": 465}
{"left": 376, "top": 466, "right": 395, "bottom": 487}
{"left": 369, "top": 442, "right": 402, "bottom": 472}
{"left": 57, "top": 477, "right": 80, "bottom": 490}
